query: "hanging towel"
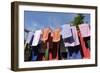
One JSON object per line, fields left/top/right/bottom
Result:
{"left": 61, "top": 24, "right": 72, "bottom": 39}
{"left": 64, "top": 36, "right": 75, "bottom": 47}
{"left": 52, "top": 28, "right": 61, "bottom": 42}
{"left": 75, "top": 50, "right": 82, "bottom": 59}
{"left": 24, "top": 44, "right": 32, "bottom": 61}
{"left": 51, "top": 28, "right": 61, "bottom": 60}
{"left": 67, "top": 45, "right": 82, "bottom": 59}
{"left": 61, "top": 24, "right": 75, "bottom": 47}
{"left": 78, "top": 31, "right": 90, "bottom": 59}
{"left": 71, "top": 26, "right": 80, "bottom": 46}
{"left": 41, "top": 28, "right": 51, "bottom": 42}
{"left": 79, "top": 24, "right": 90, "bottom": 37}
{"left": 25, "top": 32, "right": 34, "bottom": 44}
{"left": 40, "top": 32, "right": 52, "bottom": 60}
{"left": 31, "top": 44, "right": 41, "bottom": 61}
{"left": 64, "top": 26, "right": 80, "bottom": 47}
{"left": 84, "top": 37, "right": 90, "bottom": 49}
{"left": 44, "top": 48, "right": 49, "bottom": 60}
{"left": 60, "top": 35, "right": 68, "bottom": 59}
{"left": 43, "top": 42, "right": 49, "bottom": 60}
{"left": 60, "top": 36, "right": 68, "bottom": 53}
{"left": 32, "top": 30, "right": 42, "bottom": 46}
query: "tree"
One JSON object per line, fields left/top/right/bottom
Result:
{"left": 71, "top": 14, "right": 84, "bottom": 29}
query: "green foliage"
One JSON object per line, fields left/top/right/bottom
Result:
{"left": 71, "top": 14, "right": 84, "bottom": 29}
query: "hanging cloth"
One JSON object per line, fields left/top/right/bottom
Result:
{"left": 24, "top": 44, "right": 32, "bottom": 61}
{"left": 40, "top": 28, "right": 52, "bottom": 60}
{"left": 64, "top": 26, "right": 80, "bottom": 47}
{"left": 25, "top": 32, "right": 34, "bottom": 44}
{"left": 61, "top": 24, "right": 72, "bottom": 39}
{"left": 51, "top": 28, "right": 61, "bottom": 60}
{"left": 60, "top": 35, "right": 68, "bottom": 60}
{"left": 32, "top": 30, "right": 42, "bottom": 46}
{"left": 24, "top": 32, "right": 34, "bottom": 48}
{"left": 78, "top": 31, "right": 90, "bottom": 59}
{"left": 79, "top": 24, "right": 90, "bottom": 37}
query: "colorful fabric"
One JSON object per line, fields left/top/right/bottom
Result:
{"left": 64, "top": 26, "right": 80, "bottom": 47}
{"left": 41, "top": 28, "right": 51, "bottom": 42}
{"left": 31, "top": 44, "right": 41, "bottom": 61}
{"left": 52, "top": 28, "right": 61, "bottom": 42}
{"left": 44, "top": 48, "right": 49, "bottom": 60}
{"left": 71, "top": 26, "right": 80, "bottom": 46}
{"left": 67, "top": 45, "right": 82, "bottom": 59}
{"left": 79, "top": 24, "right": 90, "bottom": 37}
{"left": 78, "top": 31, "right": 90, "bottom": 59}
{"left": 61, "top": 24, "right": 72, "bottom": 39}
{"left": 24, "top": 44, "right": 32, "bottom": 61}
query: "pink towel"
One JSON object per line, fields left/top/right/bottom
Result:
{"left": 79, "top": 24, "right": 90, "bottom": 37}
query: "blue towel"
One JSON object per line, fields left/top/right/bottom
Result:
{"left": 31, "top": 45, "right": 39, "bottom": 61}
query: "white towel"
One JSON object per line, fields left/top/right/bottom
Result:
{"left": 79, "top": 24, "right": 90, "bottom": 37}
{"left": 64, "top": 26, "right": 80, "bottom": 47}
{"left": 61, "top": 24, "right": 72, "bottom": 39}
{"left": 71, "top": 26, "right": 80, "bottom": 46}
{"left": 25, "top": 32, "right": 34, "bottom": 44}
{"left": 32, "top": 30, "right": 42, "bottom": 46}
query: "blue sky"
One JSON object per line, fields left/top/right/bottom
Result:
{"left": 24, "top": 11, "right": 90, "bottom": 40}
{"left": 24, "top": 11, "right": 90, "bottom": 31}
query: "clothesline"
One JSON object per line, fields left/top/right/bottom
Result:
{"left": 24, "top": 24, "right": 90, "bottom": 61}
{"left": 25, "top": 24, "right": 90, "bottom": 48}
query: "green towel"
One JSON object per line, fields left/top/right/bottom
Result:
{"left": 45, "top": 49, "right": 49, "bottom": 60}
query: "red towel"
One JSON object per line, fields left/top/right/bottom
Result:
{"left": 78, "top": 31, "right": 90, "bottom": 59}
{"left": 49, "top": 52, "right": 58, "bottom": 60}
